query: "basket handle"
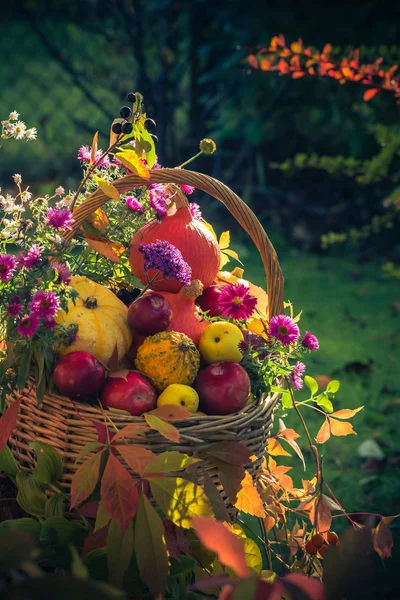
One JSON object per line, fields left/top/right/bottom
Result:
{"left": 63, "top": 168, "right": 284, "bottom": 317}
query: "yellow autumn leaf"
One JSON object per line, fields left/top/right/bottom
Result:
{"left": 115, "top": 150, "right": 150, "bottom": 180}
{"left": 94, "top": 176, "right": 120, "bottom": 202}
{"left": 219, "top": 231, "right": 230, "bottom": 250}
{"left": 234, "top": 471, "right": 264, "bottom": 517}
{"left": 228, "top": 523, "right": 262, "bottom": 575}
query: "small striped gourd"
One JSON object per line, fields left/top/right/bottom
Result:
{"left": 135, "top": 331, "right": 200, "bottom": 390}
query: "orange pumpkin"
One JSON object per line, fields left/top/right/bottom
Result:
{"left": 159, "top": 280, "right": 208, "bottom": 346}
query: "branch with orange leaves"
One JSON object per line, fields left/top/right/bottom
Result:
{"left": 248, "top": 34, "right": 400, "bottom": 103}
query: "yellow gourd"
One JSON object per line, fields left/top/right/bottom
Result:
{"left": 56, "top": 275, "right": 132, "bottom": 365}
{"left": 135, "top": 331, "right": 200, "bottom": 390}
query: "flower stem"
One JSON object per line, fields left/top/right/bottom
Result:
{"left": 179, "top": 150, "right": 203, "bottom": 168}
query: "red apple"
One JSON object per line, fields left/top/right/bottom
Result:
{"left": 54, "top": 351, "right": 106, "bottom": 401}
{"left": 100, "top": 370, "right": 157, "bottom": 416}
{"left": 128, "top": 291, "right": 172, "bottom": 336}
{"left": 194, "top": 362, "right": 251, "bottom": 415}
{"left": 197, "top": 284, "right": 227, "bottom": 317}
{"left": 242, "top": 330, "right": 269, "bottom": 360}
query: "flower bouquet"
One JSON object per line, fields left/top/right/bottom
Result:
{"left": 1, "top": 95, "right": 318, "bottom": 500}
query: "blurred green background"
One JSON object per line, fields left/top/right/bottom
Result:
{"left": 1, "top": 0, "right": 399, "bottom": 570}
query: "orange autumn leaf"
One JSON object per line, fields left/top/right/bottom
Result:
{"left": 85, "top": 234, "right": 125, "bottom": 264}
{"left": 268, "top": 457, "right": 294, "bottom": 492}
{"left": 364, "top": 88, "right": 380, "bottom": 101}
{"left": 316, "top": 419, "right": 331, "bottom": 444}
{"left": 329, "top": 418, "right": 356, "bottom": 437}
{"left": 373, "top": 520, "right": 393, "bottom": 560}
{"left": 267, "top": 439, "right": 291, "bottom": 457}
{"left": 331, "top": 407, "right": 364, "bottom": 420}
{"left": 277, "top": 420, "right": 300, "bottom": 441}
{"left": 234, "top": 471, "right": 265, "bottom": 517}
{"left": 292, "top": 71, "right": 306, "bottom": 79}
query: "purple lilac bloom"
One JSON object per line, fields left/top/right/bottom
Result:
{"left": 52, "top": 261, "right": 71, "bottom": 285}
{"left": 7, "top": 295, "right": 22, "bottom": 317}
{"left": 126, "top": 196, "right": 145, "bottom": 213}
{"left": 149, "top": 184, "right": 169, "bottom": 220}
{"left": 47, "top": 208, "right": 74, "bottom": 230}
{"left": 77, "top": 145, "right": 110, "bottom": 167}
{"left": 217, "top": 283, "right": 258, "bottom": 320}
{"left": 30, "top": 290, "right": 60, "bottom": 319}
{"left": 17, "top": 315, "right": 39, "bottom": 337}
{"left": 24, "top": 244, "right": 43, "bottom": 268}
{"left": 302, "top": 331, "right": 319, "bottom": 351}
{"left": 0, "top": 254, "right": 16, "bottom": 282}
{"left": 268, "top": 314, "right": 300, "bottom": 346}
{"left": 290, "top": 361, "right": 306, "bottom": 390}
{"left": 189, "top": 203, "right": 202, "bottom": 220}
{"left": 139, "top": 240, "right": 192, "bottom": 285}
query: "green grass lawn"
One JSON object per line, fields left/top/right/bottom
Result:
{"left": 238, "top": 242, "right": 400, "bottom": 518}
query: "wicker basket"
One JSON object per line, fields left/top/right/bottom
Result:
{"left": 7, "top": 168, "right": 284, "bottom": 498}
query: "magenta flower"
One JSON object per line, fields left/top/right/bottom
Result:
{"left": 47, "top": 208, "right": 74, "bottom": 230}
{"left": 52, "top": 261, "right": 71, "bottom": 285}
{"left": 44, "top": 318, "right": 56, "bottom": 329}
{"left": 126, "top": 196, "right": 145, "bottom": 213}
{"left": 302, "top": 331, "right": 319, "bottom": 351}
{"left": 181, "top": 184, "right": 194, "bottom": 195}
{"left": 217, "top": 283, "right": 258, "bottom": 320}
{"left": 78, "top": 145, "right": 110, "bottom": 167}
{"left": 268, "top": 315, "right": 300, "bottom": 346}
{"left": 17, "top": 315, "right": 39, "bottom": 337}
{"left": 30, "top": 291, "right": 60, "bottom": 319}
{"left": 7, "top": 296, "right": 22, "bottom": 318}
{"left": 189, "top": 202, "right": 202, "bottom": 220}
{"left": 139, "top": 240, "right": 192, "bottom": 285}
{"left": 0, "top": 254, "right": 16, "bottom": 282}
{"left": 24, "top": 244, "right": 43, "bottom": 268}
{"left": 149, "top": 184, "right": 169, "bottom": 220}
{"left": 290, "top": 361, "right": 306, "bottom": 390}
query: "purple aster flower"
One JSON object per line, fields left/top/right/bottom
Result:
{"left": 30, "top": 290, "right": 60, "bottom": 319}
{"left": 217, "top": 283, "right": 258, "bottom": 320}
{"left": 302, "top": 331, "right": 319, "bottom": 351}
{"left": 149, "top": 184, "right": 169, "bottom": 220}
{"left": 139, "top": 240, "right": 192, "bottom": 285}
{"left": 290, "top": 361, "right": 306, "bottom": 390}
{"left": 0, "top": 254, "right": 16, "bottom": 282}
{"left": 24, "top": 244, "right": 43, "bottom": 268}
{"left": 126, "top": 196, "right": 145, "bottom": 213}
{"left": 268, "top": 314, "right": 300, "bottom": 346}
{"left": 44, "top": 318, "right": 56, "bottom": 329}
{"left": 47, "top": 208, "right": 74, "bottom": 230}
{"left": 180, "top": 184, "right": 194, "bottom": 195}
{"left": 189, "top": 202, "right": 202, "bottom": 220}
{"left": 17, "top": 315, "right": 39, "bottom": 337}
{"left": 7, "top": 295, "right": 22, "bottom": 317}
{"left": 78, "top": 145, "right": 110, "bottom": 167}
{"left": 52, "top": 261, "right": 71, "bottom": 285}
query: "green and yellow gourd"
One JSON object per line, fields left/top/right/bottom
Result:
{"left": 135, "top": 331, "right": 200, "bottom": 390}
{"left": 56, "top": 275, "right": 132, "bottom": 365}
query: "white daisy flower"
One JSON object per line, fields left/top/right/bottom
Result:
{"left": 13, "top": 121, "right": 27, "bottom": 139}
{"left": 13, "top": 174, "right": 22, "bottom": 185}
{"left": 8, "top": 111, "right": 19, "bottom": 121}
{"left": 20, "top": 190, "right": 32, "bottom": 202}
{"left": 25, "top": 127, "right": 37, "bottom": 140}
{"left": 55, "top": 186, "right": 65, "bottom": 197}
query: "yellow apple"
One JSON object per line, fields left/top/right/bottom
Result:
{"left": 157, "top": 384, "right": 199, "bottom": 413}
{"left": 199, "top": 321, "right": 243, "bottom": 363}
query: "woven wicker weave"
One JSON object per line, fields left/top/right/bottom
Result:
{"left": 7, "top": 169, "right": 284, "bottom": 498}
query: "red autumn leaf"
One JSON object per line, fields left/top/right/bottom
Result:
{"left": 112, "top": 423, "right": 149, "bottom": 442}
{"left": 330, "top": 407, "right": 364, "bottom": 419}
{"left": 214, "top": 459, "right": 245, "bottom": 504}
{"left": 192, "top": 517, "right": 249, "bottom": 578}
{"left": 204, "top": 441, "right": 253, "bottom": 465}
{"left": 144, "top": 413, "right": 180, "bottom": 443}
{"left": 329, "top": 417, "right": 356, "bottom": 437}
{"left": 148, "top": 405, "right": 193, "bottom": 422}
{"left": 364, "top": 88, "right": 380, "bottom": 101}
{"left": 316, "top": 419, "right": 331, "bottom": 444}
{"left": 82, "top": 524, "right": 109, "bottom": 556}
{"left": 0, "top": 399, "right": 21, "bottom": 452}
{"left": 234, "top": 470, "right": 264, "bottom": 517}
{"left": 100, "top": 453, "right": 139, "bottom": 532}
{"left": 70, "top": 451, "right": 102, "bottom": 509}
{"left": 91, "top": 420, "right": 113, "bottom": 444}
{"left": 281, "top": 573, "right": 325, "bottom": 600}
{"left": 267, "top": 438, "right": 291, "bottom": 457}
{"left": 248, "top": 54, "right": 259, "bottom": 69}
{"left": 116, "top": 444, "right": 156, "bottom": 477}
{"left": 373, "top": 519, "right": 393, "bottom": 559}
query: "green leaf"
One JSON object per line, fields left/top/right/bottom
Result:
{"left": 95, "top": 500, "right": 111, "bottom": 532}
{"left": 40, "top": 517, "right": 87, "bottom": 548}
{"left": 93, "top": 176, "right": 120, "bottom": 202}
{"left": 304, "top": 376, "right": 318, "bottom": 396}
{"left": 16, "top": 472, "right": 47, "bottom": 518}
{"left": 281, "top": 391, "right": 293, "bottom": 409}
{"left": 107, "top": 519, "right": 134, "bottom": 588}
{"left": 0, "top": 518, "right": 42, "bottom": 542}
{"left": 134, "top": 494, "right": 169, "bottom": 598}
{"left": 135, "top": 123, "right": 156, "bottom": 168}
{"left": 70, "top": 545, "right": 89, "bottom": 579}
{"left": 30, "top": 441, "right": 63, "bottom": 484}
{"left": 144, "top": 451, "right": 201, "bottom": 474}
{"left": 144, "top": 413, "right": 180, "bottom": 442}
{"left": 71, "top": 451, "right": 102, "bottom": 509}
{"left": 75, "top": 441, "right": 103, "bottom": 463}
{"left": 45, "top": 494, "right": 66, "bottom": 519}
{"left": 150, "top": 477, "right": 213, "bottom": 529}
{"left": 327, "top": 380, "right": 340, "bottom": 394}
{"left": 0, "top": 444, "right": 19, "bottom": 478}
{"left": 17, "top": 347, "right": 32, "bottom": 390}
{"left": 316, "top": 393, "right": 334, "bottom": 414}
